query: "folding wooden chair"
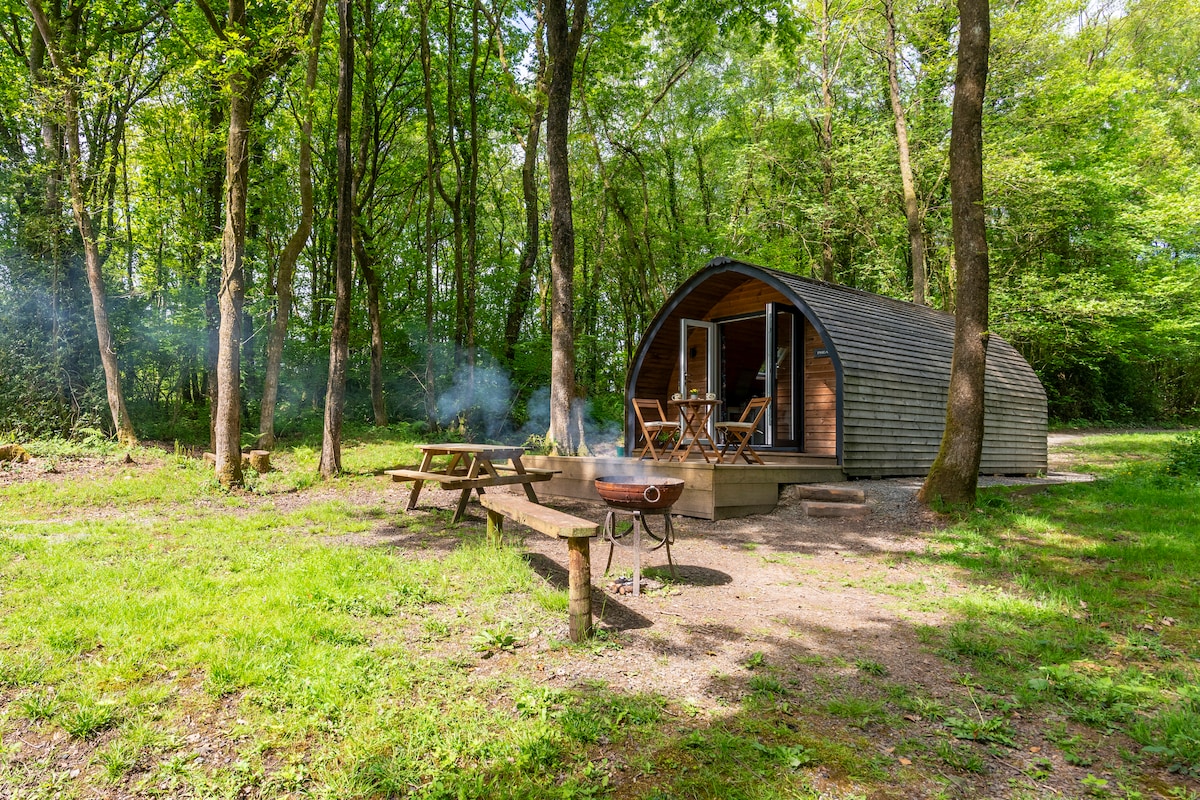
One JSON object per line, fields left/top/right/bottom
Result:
{"left": 715, "top": 396, "right": 771, "bottom": 464}
{"left": 632, "top": 398, "right": 680, "bottom": 460}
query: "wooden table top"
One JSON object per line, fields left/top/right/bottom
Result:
{"left": 417, "top": 443, "right": 527, "bottom": 459}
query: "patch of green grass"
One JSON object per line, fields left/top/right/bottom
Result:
{"left": 854, "top": 658, "right": 888, "bottom": 677}
{"left": 825, "top": 696, "right": 889, "bottom": 729}
{"left": 909, "top": 434, "right": 1200, "bottom": 782}
{"left": 58, "top": 694, "right": 120, "bottom": 739}
{"left": 935, "top": 740, "right": 988, "bottom": 773}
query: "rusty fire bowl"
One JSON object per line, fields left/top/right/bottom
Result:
{"left": 595, "top": 476, "right": 684, "bottom": 510}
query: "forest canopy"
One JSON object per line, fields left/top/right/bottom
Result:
{"left": 1, "top": 0, "right": 1197, "bottom": 444}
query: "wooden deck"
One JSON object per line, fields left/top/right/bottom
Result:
{"left": 521, "top": 454, "right": 845, "bottom": 521}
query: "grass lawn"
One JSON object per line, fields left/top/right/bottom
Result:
{"left": 1, "top": 427, "right": 1198, "bottom": 799}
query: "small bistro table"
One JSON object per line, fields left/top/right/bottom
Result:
{"left": 385, "top": 443, "right": 555, "bottom": 523}
{"left": 668, "top": 397, "right": 722, "bottom": 463}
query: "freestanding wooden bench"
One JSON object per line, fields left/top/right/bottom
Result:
{"left": 478, "top": 494, "right": 599, "bottom": 643}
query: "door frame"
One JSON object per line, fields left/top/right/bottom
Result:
{"left": 765, "top": 303, "right": 801, "bottom": 449}
{"left": 679, "top": 318, "right": 718, "bottom": 437}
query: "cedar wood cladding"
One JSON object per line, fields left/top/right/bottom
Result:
{"left": 629, "top": 257, "right": 1048, "bottom": 477}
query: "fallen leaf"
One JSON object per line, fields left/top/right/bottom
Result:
{"left": 899, "top": 757, "right": 912, "bottom": 766}
{"left": 903, "top": 714, "right": 921, "bottom": 722}
{"left": 1030, "top": 746, "right": 1041, "bottom": 753}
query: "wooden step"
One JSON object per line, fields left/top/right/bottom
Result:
{"left": 786, "top": 484, "right": 866, "bottom": 503}
{"left": 802, "top": 500, "right": 871, "bottom": 518}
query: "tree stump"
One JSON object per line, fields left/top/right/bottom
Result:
{"left": 249, "top": 450, "right": 271, "bottom": 473}
{"left": 204, "top": 452, "right": 254, "bottom": 469}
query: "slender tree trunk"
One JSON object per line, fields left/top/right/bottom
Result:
{"left": 883, "top": 0, "right": 927, "bottom": 305}
{"left": 465, "top": 1, "right": 481, "bottom": 394}
{"left": 502, "top": 13, "right": 546, "bottom": 366}
{"left": 919, "top": 0, "right": 990, "bottom": 507}
{"left": 204, "top": 100, "right": 224, "bottom": 452}
{"left": 419, "top": 0, "right": 438, "bottom": 428}
{"left": 29, "top": 17, "right": 66, "bottom": 409}
{"left": 215, "top": 70, "right": 252, "bottom": 487}
{"left": 259, "top": 0, "right": 326, "bottom": 449}
{"left": 544, "top": 0, "right": 587, "bottom": 454}
{"left": 28, "top": 0, "right": 137, "bottom": 447}
{"left": 355, "top": 235, "right": 388, "bottom": 426}
{"left": 438, "top": 0, "right": 466, "bottom": 356}
{"left": 817, "top": 0, "right": 836, "bottom": 283}
{"left": 319, "top": 0, "right": 355, "bottom": 477}
{"left": 352, "top": 0, "right": 387, "bottom": 428}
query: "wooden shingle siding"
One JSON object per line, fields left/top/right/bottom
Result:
{"left": 762, "top": 261, "right": 1046, "bottom": 476}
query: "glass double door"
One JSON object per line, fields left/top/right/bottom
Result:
{"left": 679, "top": 305, "right": 799, "bottom": 450}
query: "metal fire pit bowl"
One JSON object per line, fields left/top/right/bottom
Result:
{"left": 594, "top": 476, "right": 684, "bottom": 511}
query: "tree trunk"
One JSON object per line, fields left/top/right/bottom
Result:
{"left": 817, "top": 0, "right": 836, "bottom": 283}
{"left": 204, "top": 99, "right": 224, "bottom": 452}
{"left": 419, "top": 0, "right": 439, "bottom": 428}
{"left": 544, "top": 0, "right": 587, "bottom": 455}
{"left": 352, "top": 0, "right": 387, "bottom": 428}
{"left": 502, "top": 15, "right": 546, "bottom": 367}
{"left": 884, "top": 0, "right": 927, "bottom": 306}
{"left": 259, "top": 0, "right": 326, "bottom": 449}
{"left": 215, "top": 69, "right": 252, "bottom": 487}
{"left": 28, "top": 27, "right": 66, "bottom": 395}
{"left": 919, "top": 0, "right": 990, "bottom": 507}
{"left": 356, "top": 236, "right": 388, "bottom": 426}
{"left": 465, "top": 1, "right": 481, "bottom": 396}
{"left": 28, "top": 0, "right": 137, "bottom": 447}
{"left": 319, "top": 0, "right": 355, "bottom": 477}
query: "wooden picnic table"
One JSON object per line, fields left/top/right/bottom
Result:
{"left": 385, "top": 443, "right": 555, "bottom": 523}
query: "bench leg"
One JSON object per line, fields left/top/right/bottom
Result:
{"left": 567, "top": 537, "right": 593, "bottom": 642}
{"left": 486, "top": 509, "right": 504, "bottom": 547}
{"left": 407, "top": 451, "right": 435, "bottom": 510}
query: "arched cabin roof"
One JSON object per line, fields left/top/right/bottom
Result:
{"left": 626, "top": 257, "right": 1047, "bottom": 476}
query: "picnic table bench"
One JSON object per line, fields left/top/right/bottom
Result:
{"left": 384, "top": 443, "right": 556, "bottom": 523}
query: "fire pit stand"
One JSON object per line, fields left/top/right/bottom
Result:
{"left": 594, "top": 476, "right": 683, "bottom": 597}
{"left": 602, "top": 509, "right": 676, "bottom": 596}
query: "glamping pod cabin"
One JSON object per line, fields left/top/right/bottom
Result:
{"left": 625, "top": 257, "right": 1048, "bottom": 477}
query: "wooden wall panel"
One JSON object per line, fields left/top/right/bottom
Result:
{"left": 804, "top": 320, "right": 837, "bottom": 455}
{"left": 708, "top": 281, "right": 787, "bottom": 320}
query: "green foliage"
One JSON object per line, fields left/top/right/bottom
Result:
{"left": 1161, "top": 431, "right": 1200, "bottom": 478}
{"left": 2, "top": 0, "right": 1198, "bottom": 440}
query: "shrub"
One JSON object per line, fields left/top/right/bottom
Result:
{"left": 1161, "top": 431, "right": 1200, "bottom": 478}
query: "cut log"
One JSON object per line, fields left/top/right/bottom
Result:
{"left": 802, "top": 500, "right": 871, "bottom": 518}
{"left": 0, "top": 444, "right": 30, "bottom": 463}
{"left": 785, "top": 484, "right": 865, "bottom": 503}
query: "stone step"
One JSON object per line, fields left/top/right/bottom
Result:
{"left": 786, "top": 484, "right": 866, "bottom": 504}
{"left": 802, "top": 500, "right": 871, "bottom": 518}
